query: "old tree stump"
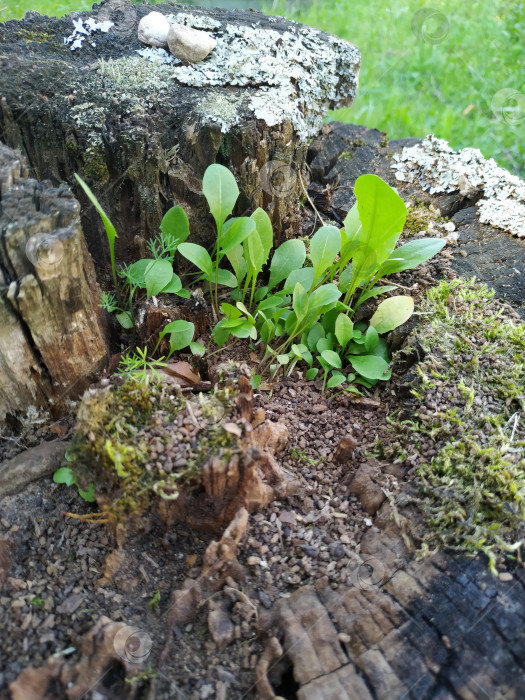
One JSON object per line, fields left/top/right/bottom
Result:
{"left": 0, "top": 0, "right": 360, "bottom": 282}
{"left": 0, "top": 0, "right": 359, "bottom": 425}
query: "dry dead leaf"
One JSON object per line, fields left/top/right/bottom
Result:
{"left": 223, "top": 422, "right": 242, "bottom": 437}
{"left": 162, "top": 361, "right": 200, "bottom": 386}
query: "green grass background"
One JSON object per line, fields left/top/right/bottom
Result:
{"left": 2, "top": 0, "right": 524, "bottom": 176}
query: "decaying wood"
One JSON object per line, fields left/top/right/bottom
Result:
{"left": 160, "top": 507, "right": 249, "bottom": 667}
{"left": 258, "top": 528, "right": 525, "bottom": 700}
{"left": 10, "top": 616, "right": 149, "bottom": 700}
{"left": 0, "top": 0, "right": 360, "bottom": 284}
{"left": 0, "top": 142, "right": 108, "bottom": 425}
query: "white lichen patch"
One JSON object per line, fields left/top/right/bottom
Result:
{"left": 392, "top": 136, "right": 525, "bottom": 238}
{"left": 64, "top": 17, "right": 113, "bottom": 51}
{"left": 138, "top": 15, "right": 360, "bottom": 139}
{"left": 168, "top": 13, "right": 221, "bottom": 31}
{"left": 136, "top": 47, "right": 180, "bottom": 66}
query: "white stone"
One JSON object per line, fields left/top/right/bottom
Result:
{"left": 167, "top": 23, "right": 217, "bottom": 64}
{"left": 138, "top": 11, "right": 170, "bottom": 49}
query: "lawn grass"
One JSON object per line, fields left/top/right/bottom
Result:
{"left": 2, "top": 0, "right": 523, "bottom": 176}
{"left": 268, "top": 0, "right": 525, "bottom": 176}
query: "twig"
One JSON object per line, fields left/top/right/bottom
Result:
{"left": 299, "top": 170, "right": 326, "bottom": 227}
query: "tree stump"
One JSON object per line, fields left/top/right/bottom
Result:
{"left": 0, "top": 0, "right": 360, "bottom": 284}
{"left": 0, "top": 142, "right": 108, "bottom": 426}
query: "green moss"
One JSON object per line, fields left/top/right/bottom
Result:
{"left": 393, "top": 279, "right": 525, "bottom": 573}
{"left": 82, "top": 147, "right": 110, "bottom": 185}
{"left": 352, "top": 138, "right": 366, "bottom": 147}
{"left": 68, "top": 379, "right": 239, "bottom": 523}
{"left": 403, "top": 205, "right": 431, "bottom": 235}
{"left": 17, "top": 28, "right": 53, "bottom": 43}
{"left": 338, "top": 150, "right": 354, "bottom": 160}
{"left": 219, "top": 133, "right": 233, "bottom": 161}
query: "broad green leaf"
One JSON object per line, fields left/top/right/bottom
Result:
{"left": 212, "top": 321, "right": 231, "bottom": 348}
{"left": 78, "top": 483, "right": 96, "bottom": 502}
{"left": 284, "top": 267, "right": 315, "bottom": 294}
{"left": 356, "top": 285, "right": 398, "bottom": 306}
{"left": 202, "top": 164, "right": 239, "bottom": 231}
{"left": 370, "top": 337, "right": 390, "bottom": 362}
{"left": 116, "top": 311, "right": 134, "bottom": 329}
{"left": 259, "top": 319, "right": 274, "bottom": 343}
{"left": 122, "top": 258, "right": 151, "bottom": 288}
{"left": 321, "top": 350, "right": 342, "bottom": 369}
{"left": 145, "top": 259, "right": 174, "bottom": 298}
{"left": 317, "top": 337, "right": 333, "bottom": 353}
{"left": 159, "top": 320, "right": 195, "bottom": 353}
{"left": 53, "top": 467, "right": 76, "bottom": 486}
{"left": 218, "top": 317, "right": 251, "bottom": 329}
{"left": 245, "top": 208, "right": 273, "bottom": 278}
{"left": 310, "top": 225, "right": 341, "bottom": 283}
{"left": 231, "top": 321, "right": 257, "bottom": 340}
{"left": 378, "top": 238, "right": 446, "bottom": 277}
{"left": 307, "top": 323, "right": 325, "bottom": 351}
{"left": 175, "top": 288, "right": 191, "bottom": 299}
{"left": 306, "top": 368, "right": 319, "bottom": 380}
{"left": 285, "top": 310, "right": 299, "bottom": 336}
{"left": 346, "top": 341, "right": 365, "bottom": 354}
{"left": 277, "top": 353, "right": 291, "bottom": 365}
{"left": 216, "top": 268, "right": 238, "bottom": 287}
{"left": 236, "top": 301, "right": 255, "bottom": 323}
{"left": 341, "top": 203, "right": 361, "bottom": 253}
{"left": 335, "top": 314, "right": 354, "bottom": 350}
{"left": 370, "top": 295, "right": 414, "bottom": 333}
{"left": 364, "top": 325, "right": 379, "bottom": 352}
{"left": 292, "top": 283, "right": 308, "bottom": 319}
{"left": 220, "top": 217, "right": 256, "bottom": 255}
{"left": 255, "top": 286, "right": 268, "bottom": 302}
{"left": 160, "top": 206, "right": 190, "bottom": 244}
{"left": 178, "top": 242, "right": 213, "bottom": 278}
{"left": 268, "top": 239, "right": 306, "bottom": 291}
{"left": 291, "top": 343, "right": 309, "bottom": 356}
{"left": 349, "top": 354, "right": 391, "bottom": 380}
{"left": 327, "top": 373, "right": 346, "bottom": 389}
{"left": 321, "top": 308, "right": 339, "bottom": 334}
{"left": 338, "top": 263, "right": 353, "bottom": 292}
{"left": 190, "top": 341, "right": 206, "bottom": 356}
{"left": 251, "top": 374, "right": 262, "bottom": 390}
{"left": 308, "top": 284, "right": 341, "bottom": 313}
{"left": 257, "top": 293, "right": 287, "bottom": 312}
{"left": 160, "top": 273, "right": 183, "bottom": 295}
{"left": 226, "top": 245, "right": 247, "bottom": 284}
{"left": 346, "top": 174, "right": 407, "bottom": 296}
{"left": 220, "top": 302, "right": 242, "bottom": 319}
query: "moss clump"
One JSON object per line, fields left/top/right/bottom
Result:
{"left": 338, "top": 150, "right": 354, "bottom": 160}
{"left": 17, "top": 29, "right": 53, "bottom": 43}
{"left": 403, "top": 204, "right": 431, "bottom": 235}
{"left": 68, "top": 378, "right": 239, "bottom": 522}
{"left": 394, "top": 278, "right": 525, "bottom": 573}
{"left": 82, "top": 147, "right": 110, "bottom": 185}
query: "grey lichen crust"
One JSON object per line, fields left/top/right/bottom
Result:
{"left": 75, "top": 8, "right": 361, "bottom": 140}
{"left": 391, "top": 136, "right": 525, "bottom": 238}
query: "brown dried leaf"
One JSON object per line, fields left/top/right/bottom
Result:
{"left": 162, "top": 361, "right": 201, "bottom": 386}
{"left": 223, "top": 422, "right": 242, "bottom": 437}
